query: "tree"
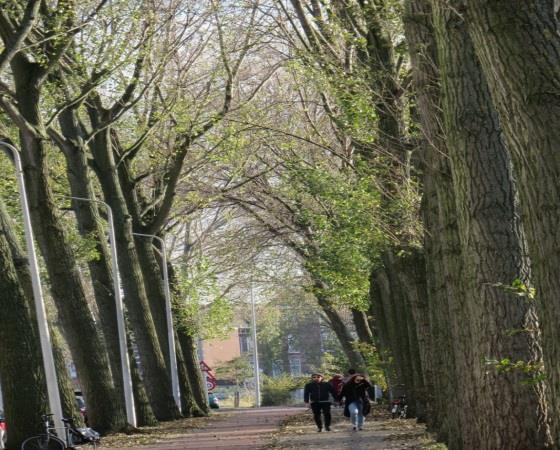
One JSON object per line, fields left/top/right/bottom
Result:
{"left": 465, "top": 2, "right": 560, "bottom": 443}
{"left": 432, "top": 0, "right": 549, "bottom": 446}
{"left": 0, "top": 0, "right": 125, "bottom": 431}
{"left": 0, "top": 199, "right": 48, "bottom": 449}
{"left": 215, "top": 355, "right": 253, "bottom": 408}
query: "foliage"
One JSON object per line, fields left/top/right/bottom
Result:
{"left": 311, "top": 352, "right": 347, "bottom": 379}
{"left": 215, "top": 355, "right": 254, "bottom": 389}
{"left": 353, "top": 341, "right": 387, "bottom": 389}
{"left": 485, "top": 357, "right": 546, "bottom": 384}
{"left": 260, "top": 374, "right": 306, "bottom": 407}
{"left": 173, "top": 258, "right": 234, "bottom": 340}
{"left": 489, "top": 279, "right": 536, "bottom": 301}
{"left": 280, "top": 159, "right": 386, "bottom": 309}
{"left": 256, "top": 295, "right": 325, "bottom": 377}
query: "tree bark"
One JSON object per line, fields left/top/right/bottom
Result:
{"left": 180, "top": 333, "right": 209, "bottom": 415}
{"left": 11, "top": 56, "right": 124, "bottom": 432}
{"left": 372, "top": 268, "right": 408, "bottom": 398}
{"left": 433, "top": 1, "right": 550, "bottom": 447}
{"left": 57, "top": 108, "right": 126, "bottom": 412}
{"left": 167, "top": 259, "right": 208, "bottom": 415}
{"left": 177, "top": 332, "right": 208, "bottom": 416}
{"left": 87, "top": 116, "right": 179, "bottom": 420}
{"left": 403, "top": 1, "right": 463, "bottom": 444}
{"left": 351, "top": 309, "right": 374, "bottom": 345}
{"left": 465, "top": 2, "right": 560, "bottom": 443}
{"left": 0, "top": 202, "right": 48, "bottom": 449}
{"left": 134, "top": 238, "right": 172, "bottom": 369}
{"left": 127, "top": 334, "right": 158, "bottom": 427}
{"left": 395, "top": 250, "right": 430, "bottom": 422}
{"left": 51, "top": 327, "right": 83, "bottom": 425}
{"left": 0, "top": 198, "right": 81, "bottom": 425}
{"left": 368, "top": 269, "right": 399, "bottom": 390}
{"left": 380, "top": 252, "right": 424, "bottom": 418}
{"left": 313, "top": 281, "right": 365, "bottom": 371}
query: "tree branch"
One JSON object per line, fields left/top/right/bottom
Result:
{"left": 0, "top": 0, "right": 41, "bottom": 75}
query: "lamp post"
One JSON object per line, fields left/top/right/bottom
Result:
{"left": 250, "top": 282, "right": 261, "bottom": 407}
{"left": 66, "top": 196, "right": 136, "bottom": 427}
{"left": 0, "top": 141, "right": 64, "bottom": 431}
{"left": 132, "top": 233, "right": 181, "bottom": 413}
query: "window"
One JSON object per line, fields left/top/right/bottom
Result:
{"left": 289, "top": 357, "right": 302, "bottom": 376}
{"left": 238, "top": 327, "right": 251, "bottom": 353}
{"left": 287, "top": 334, "right": 299, "bottom": 353}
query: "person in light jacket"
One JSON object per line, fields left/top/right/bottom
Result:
{"left": 304, "top": 373, "right": 336, "bottom": 432}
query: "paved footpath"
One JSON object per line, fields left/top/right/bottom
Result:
{"left": 103, "top": 407, "right": 303, "bottom": 450}
{"left": 267, "top": 407, "right": 436, "bottom": 450}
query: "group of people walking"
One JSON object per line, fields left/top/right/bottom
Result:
{"left": 303, "top": 369, "right": 372, "bottom": 432}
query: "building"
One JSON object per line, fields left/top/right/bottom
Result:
{"left": 200, "top": 325, "right": 252, "bottom": 369}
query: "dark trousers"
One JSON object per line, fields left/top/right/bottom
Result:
{"left": 311, "top": 402, "right": 331, "bottom": 429}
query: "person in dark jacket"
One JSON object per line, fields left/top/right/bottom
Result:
{"left": 339, "top": 374, "right": 372, "bottom": 431}
{"left": 304, "top": 373, "right": 336, "bottom": 432}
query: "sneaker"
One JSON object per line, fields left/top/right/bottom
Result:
{"left": 317, "top": 428, "right": 322, "bottom": 432}
{"left": 358, "top": 427, "right": 363, "bottom": 431}
{"left": 325, "top": 426, "right": 331, "bottom": 431}
{"left": 352, "top": 426, "right": 357, "bottom": 431}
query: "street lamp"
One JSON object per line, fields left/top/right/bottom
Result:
{"left": 132, "top": 233, "right": 181, "bottom": 413}
{"left": 0, "top": 141, "right": 64, "bottom": 431}
{"left": 65, "top": 196, "right": 136, "bottom": 427}
{"left": 250, "top": 282, "right": 261, "bottom": 408}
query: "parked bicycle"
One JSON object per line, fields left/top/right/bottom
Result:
{"left": 390, "top": 395, "right": 408, "bottom": 419}
{"left": 21, "top": 414, "right": 100, "bottom": 450}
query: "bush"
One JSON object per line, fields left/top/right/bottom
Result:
{"left": 261, "top": 375, "right": 306, "bottom": 406}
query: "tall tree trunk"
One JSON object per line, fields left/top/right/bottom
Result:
{"left": 134, "top": 238, "right": 172, "bottom": 370}
{"left": 423, "top": 170, "right": 463, "bottom": 446}
{"left": 0, "top": 197, "right": 82, "bottom": 425}
{"left": 380, "top": 253, "right": 424, "bottom": 417}
{"left": 179, "top": 333, "right": 209, "bottom": 415}
{"left": 465, "top": 2, "right": 560, "bottom": 443}
{"left": 168, "top": 259, "right": 208, "bottom": 415}
{"left": 57, "top": 109, "right": 124, "bottom": 409}
{"left": 368, "top": 269, "right": 399, "bottom": 391}
{"left": 0, "top": 202, "right": 48, "bottom": 449}
{"left": 313, "top": 282, "right": 365, "bottom": 371}
{"left": 175, "top": 337, "right": 198, "bottom": 417}
{"left": 51, "top": 327, "right": 83, "bottom": 425}
{"left": 87, "top": 118, "right": 178, "bottom": 421}
{"left": 56, "top": 108, "right": 157, "bottom": 426}
{"left": 11, "top": 57, "right": 123, "bottom": 432}
{"left": 176, "top": 332, "right": 207, "bottom": 416}
{"left": 351, "top": 309, "right": 374, "bottom": 345}
{"left": 395, "top": 250, "right": 430, "bottom": 422}
{"left": 372, "top": 268, "right": 408, "bottom": 398}
{"left": 403, "top": 1, "right": 463, "bottom": 444}
{"left": 127, "top": 334, "right": 158, "bottom": 427}
{"left": 433, "top": 2, "right": 550, "bottom": 447}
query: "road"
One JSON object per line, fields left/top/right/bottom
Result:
{"left": 102, "top": 407, "right": 303, "bottom": 450}
{"left": 268, "top": 407, "right": 431, "bottom": 450}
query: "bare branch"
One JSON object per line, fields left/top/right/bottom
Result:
{"left": 0, "top": 0, "right": 41, "bottom": 74}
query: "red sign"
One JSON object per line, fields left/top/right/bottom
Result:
{"left": 206, "top": 377, "right": 217, "bottom": 391}
{"left": 199, "top": 360, "right": 212, "bottom": 372}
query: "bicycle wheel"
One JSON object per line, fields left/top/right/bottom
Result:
{"left": 21, "top": 434, "right": 66, "bottom": 450}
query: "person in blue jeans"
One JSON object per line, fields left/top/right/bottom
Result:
{"left": 339, "top": 374, "right": 372, "bottom": 431}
